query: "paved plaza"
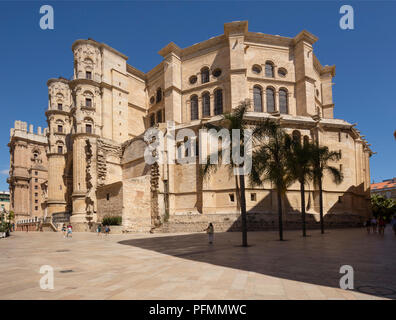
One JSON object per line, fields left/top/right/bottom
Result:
{"left": 0, "top": 228, "right": 395, "bottom": 300}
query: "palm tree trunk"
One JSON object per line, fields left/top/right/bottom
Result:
{"left": 277, "top": 188, "right": 284, "bottom": 241}
{"left": 319, "top": 178, "right": 324, "bottom": 234}
{"left": 239, "top": 173, "right": 248, "bottom": 247}
{"left": 300, "top": 181, "right": 306, "bottom": 237}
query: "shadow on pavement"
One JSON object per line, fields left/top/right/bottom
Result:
{"left": 118, "top": 229, "right": 396, "bottom": 299}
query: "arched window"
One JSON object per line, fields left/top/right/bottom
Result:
{"left": 201, "top": 67, "right": 210, "bottom": 84}
{"left": 303, "top": 135, "right": 310, "bottom": 146}
{"left": 156, "top": 88, "right": 162, "bottom": 103}
{"left": 266, "top": 87, "right": 275, "bottom": 113}
{"left": 202, "top": 92, "right": 210, "bottom": 117}
{"left": 214, "top": 89, "right": 223, "bottom": 115}
{"left": 190, "top": 95, "right": 198, "bottom": 120}
{"left": 279, "top": 89, "right": 288, "bottom": 114}
{"left": 292, "top": 130, "right": 301, "bottom": 144}
{"left": 265, "top": 61, "right": 274, "bottom": 78}
{"left": 253, "top": 86, "right": 263, "bottom": 112}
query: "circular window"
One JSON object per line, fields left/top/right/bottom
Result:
{"left": 278, "top": 68, "right": 287, "bottom": 77}
{"left": 189, "top": 75, "right": 197, "bottom": 85}
{"left": 150, "top": 96, "right": 155, "bottom": 104}
{"left": 252, "top": 64, "right": 262, "bottom": 74}
{"left": 212, "top": 68, "right": 222, "bottom": 78}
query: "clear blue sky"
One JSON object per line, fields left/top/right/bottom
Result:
{"left": 0, "top": 1, "right": 395, "bottom": 191}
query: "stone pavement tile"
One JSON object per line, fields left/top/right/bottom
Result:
{"left": 231, "top": 272, "right": 248, "bottom": 290}
{"left": 281, "top": 280, "right": 309, "bottom": 300}
{"left": 301, "top": 283, "right": 327, "bottom": 300}
{"left": 318, "top": 286, "right": 348, "bottom": 300}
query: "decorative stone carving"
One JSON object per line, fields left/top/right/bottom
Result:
{"left": 150, "top": 162, "right": 161, "bottom": 229}
{"left": 96, "top": 139, "right": 122, "bottom": 186}
{"left": 85, "top": 139, "right": 94, "bottom": 215}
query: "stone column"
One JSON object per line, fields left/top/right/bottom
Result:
{"left": 71, "top": 136, "right": 88, "bottom": 228}
{"left": 47, "top": 154, "right": 67, "bottom": 216}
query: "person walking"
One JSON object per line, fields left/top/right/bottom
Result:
{"left": 66, "top": 223, "right": 73, "bottom": 238}
{"left": 104, "top": 225, "right": 110, "bottom": 236}
{"left": 371, "top": 217, "right": 377, "bottom": 233}
{"left": 365, "top": 218, "right": 371, "bottom": 234}
{"left": 61, "top": 224, "right": 67, "bottom": 238}
{"left": 204, "top": 223, "right": 214, "bottom": 244}
{"left": 390, "top": 216, "right": 396, "bottom": 236}
{"left": 97, "top": 224, "right": 102, "bottom": 236}
{"left": 378, "top": 217, "right": 386, "bottom": 235}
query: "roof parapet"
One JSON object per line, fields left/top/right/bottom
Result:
{"left": 11, "top": 121, "right": 48, "bottom": 137}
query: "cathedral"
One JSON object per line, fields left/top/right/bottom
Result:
{"left": 8, "top": 21, "right": 372, "bottom": 232}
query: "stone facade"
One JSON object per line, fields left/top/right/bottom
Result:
{"left": 8, "top": 21, "right": 373, "bottom": 231}
{"left": 8, "top": 122, "right": 48, "bottom": 220}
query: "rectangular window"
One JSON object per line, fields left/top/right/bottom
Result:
{"left": 35, "top": 193, "right": 38, "bottom": 197}
{"left": 57, "top": 125, "right": 63, "bottom": 133}
{"left": 57, "top": 103, "right": 63, "bottom": 111}
{"left": 250, "top": 193, "right": 257, "bottom": 201}
{"left": 106, "top": 193, "right": 110, "bottom": 201}
{"left": 35, "top": 171, "right": 38, "bottom": 175}
{"left": 85, "top": 98, "right": 92, "bottom": 107}
{"left": 340, "top": 164, "right": 343, "bottom": 172}
{"left": 338, "top": 131, "right": 341, "bottom": 142}
{"left": 35, "top": 206, "right": 38, "bottom": 210}
{"left": 35, "top": 178, "right": 38, "bottom": 183}
{"left": 86, "top": 71, "right": 92, "bottom": 80}
{"left": 339, "top": 150, "right": 342, "bottom": 158}
{"left": 229, "top": 193, "right": 235, "bottom": 202}
{"left": 214, "top": 90, "right": 223, "bottom": 115}
{"left": 35, "top": 200, "right": 38, "bottom": 204}
{"left": 157, "top": 110, "right": 162, "bottom": 123}
{"left": 58, "top": 146, "right": 63, "bottom": 154}
{"left": 34, "top": 185, "right": 38, "bottom": 190}
{"left": 338, "top": 196, "right": 342, "bottom": 203}
{"left": 150, "top": 114, "right": 155, "bottom": 127}
{"left": 86, "top": 124, "right": 92, "bottom": 134}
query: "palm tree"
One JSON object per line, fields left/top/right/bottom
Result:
{"left": 286, "top": 136, "right": 314, "bottom": 237}
{"left": 311, "top": 145, "right": 343, "bottom": 234}
{"left": 249, "top": 119, "right": 294, "bottom": 241}
{"left": 202, "top": 100, "right": 267, "bottom": 247}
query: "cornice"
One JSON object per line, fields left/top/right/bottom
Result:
{"left": 71, "top": 132, "right": 100, "bottom": 140}
{"left": 247, "top": 76, "right": 295, "bottom": 86}
{"left": 293, "top": 30, "right": 318, "bottom": 45}
{"left": 72, "top": 39, "right": 128, "bottom": 60}
{"left": 47, "top": 77, "right": 69, "bottom": 87}
{"left": 224, "top": 21, "right": 248, "bottom": 37}
{"left": 69, "top": 78, "right": 101, "bottom": 89}
{"left": 158, "top": 42, "right": 182, "bottom": 58}
{"left": 45, "top": 109, "right": 70, "bottom": 117}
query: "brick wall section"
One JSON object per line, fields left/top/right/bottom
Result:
{"left": 157, "top": 212, "right": 365, "bottom": 233}
{"left": 96, "top": 181, "right": 123, "bottom": 222}
{"left": 122, "top": 176, "right": 152, "bottom": 232}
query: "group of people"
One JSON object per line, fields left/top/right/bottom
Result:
{"left": 60, "top": 223, "right": 111, "bottom": 238}
{"left": 365, "top": 216, "right": 396, "bottom": 235}
{"left": 96, "top": 224, "right": 111, "bottom": 236}
{"left": 61, "top": 223, "right": 73, "bottom": 238}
